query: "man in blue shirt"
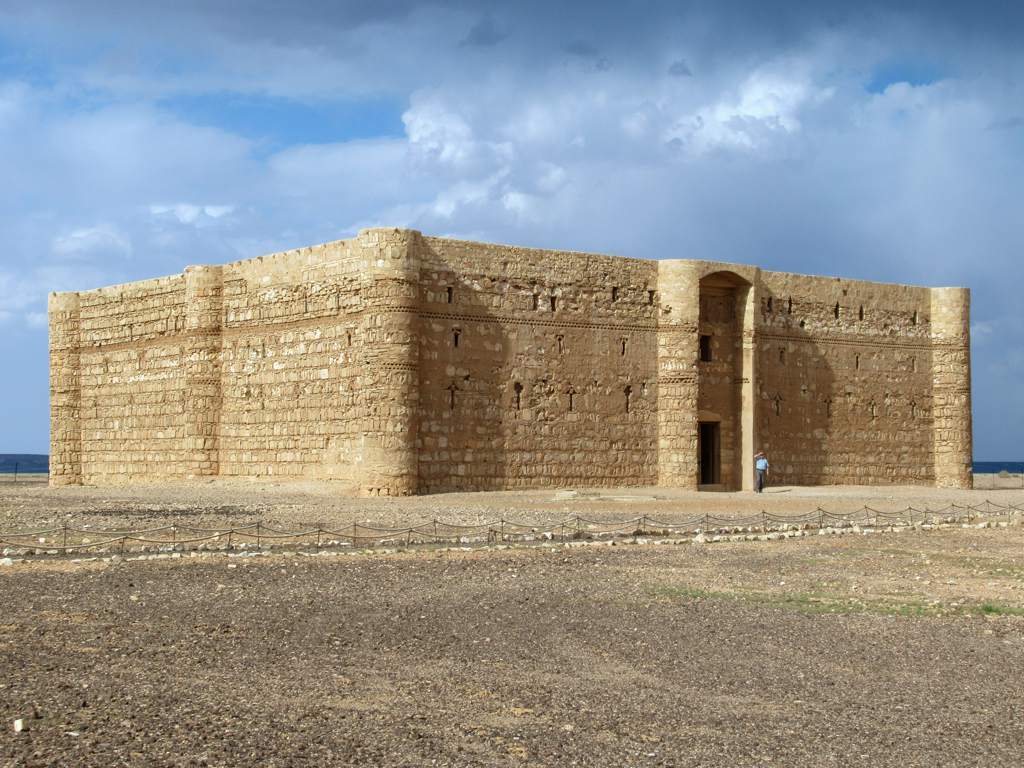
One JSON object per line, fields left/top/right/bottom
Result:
{"left": 754, "top": 451, "right": 770, "bottom": 493}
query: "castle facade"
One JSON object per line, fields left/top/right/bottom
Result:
{"left": 49, "top": 228, "right": 973, "bottom": 493}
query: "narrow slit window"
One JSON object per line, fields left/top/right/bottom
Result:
{"left": 699, "top": 334, "right": 712, "bottom": 362}
{"left": 453, "top": 328, "right": 461, "bottom": 348}
{"left": 779, "top": 347, "right": 785, "bottom": 364}
{"left": 859, "top": 305, "right": 864, "bottom": 321}
{"left": 911, "top": 356, "right": 917, "bottom": 373}
{"left": 855, "top": 353, "right": 860, "bottom": 370}
{"left": 767, "top": 297, "right": 773, "bottom": 313}
{"left": 532, "top": 293, "right": 539, "bottom": 311}
{"left": 567, "top": 388, "right": 576, "bottom": 413}
{"left": 620, "top": 338, "right": 627, "bottom": 356}
{"left": 825, "top": 398, "right": 832, "bottom": 417}
{"left": 834, "top": 302, "right": 840, "bottom": 319}
{"left": 513, "top": 382, "right": 523, "bottom": 411}
{"left": 556, "top": 334, "right": 564, "bottom": 355}
{"left": 611, "top": 287, "right": 619, "bottom": 302}
{"left": 773, "top": 397, "right": 782, "bottom": 416}
{"left": 787, "top": 297, "right": 793, "bottom": 314}
{"left": 346, "top": 330, "right": 352, "bottom": 347}
{"left": 648, "top": 290, "right": 655, "bottom": 305}
{"left": 550, "top": 295, "right": 557, "bottom": 312}
{"left": 624, "top": 385, "right": 632, "bottom": 414}
{"left": 448, "top": 384, "right": 457, "bottom": 411}
{"left": 910, "top": 400, "right": 918, "bottom": 418}
{"left": 446, "top": 286, "right": 453, "bottom": 304}
{"left": 912, "top": 310, "right": 918, "bottom": 325}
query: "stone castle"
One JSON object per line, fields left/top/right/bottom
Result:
{"left": 48, "top": 228, "right": 973, "bottom": 494}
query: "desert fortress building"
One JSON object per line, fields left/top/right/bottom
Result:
{"left": 49, "top": 228, "right": 973, "bottom": 493}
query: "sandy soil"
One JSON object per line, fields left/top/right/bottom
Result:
{"left": 2, "top": 480, "right": 1024, "bottom": 766}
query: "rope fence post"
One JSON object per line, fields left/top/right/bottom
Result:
{"left": 256, "top": 522, "right": 261, "bottom": 549}
{"left": 761, "top": 511, "right": 767, "bottom": 533}
{"left": 62, "top": 524, "right": 68, "bottom": 549}
{"left": 316, "top": 528, "right": 322, "bottom": 550}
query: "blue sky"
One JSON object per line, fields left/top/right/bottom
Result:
{"left": 0, "top": 0, "right": 1021, "bottom": 459}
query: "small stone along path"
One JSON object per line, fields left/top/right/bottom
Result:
{"left": 1, "top": 499, "right": 1020, "bottom": 561}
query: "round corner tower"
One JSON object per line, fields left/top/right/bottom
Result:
{"left": 48, "top": 291, "right": 82, "bottom": 485}
{"left": 930, "top": 287, "right": 973, "bottom": 489}
{"left": 183, "top": 264, "right": 225, "bottom": 479}
{"left": 354, "top": 227, "right": 422, "bottom": 496}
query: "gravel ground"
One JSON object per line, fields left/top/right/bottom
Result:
{"left": 2, "top": 479, "right": 1024, "bottom": 766}
{"left": 2, "top": 520, "right": 1024, "bottom": 766}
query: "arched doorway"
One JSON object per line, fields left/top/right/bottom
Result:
{"left": 697, "top": 271, "right": 755, "bottom": 490}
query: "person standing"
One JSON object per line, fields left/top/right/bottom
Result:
{"left": 754, "top": 451, "right": 770, "bottom": 493}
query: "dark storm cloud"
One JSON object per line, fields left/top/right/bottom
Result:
{"left": 668, "top": 59, "right": 692, "bottom": 77}
{"left": 460, "top": 15, "right": 507, "bottom": 47}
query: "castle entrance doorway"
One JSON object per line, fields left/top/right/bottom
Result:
{"left": 697, "top": 271, "right": 755, "bottom": 490}
{"left": 699, "top": 421, "right": 721, "bottom": 485}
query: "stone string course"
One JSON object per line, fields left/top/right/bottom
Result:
{"left": 49, "top": 228, "right": 972, "bottom": 494}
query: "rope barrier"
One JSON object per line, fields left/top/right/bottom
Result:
{"left": 1, "top": 499, "right": 1020, "bottom": 558}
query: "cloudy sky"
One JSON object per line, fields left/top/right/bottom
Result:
{"left": 1, "top": 1, "right": 1021, "bottom": 459}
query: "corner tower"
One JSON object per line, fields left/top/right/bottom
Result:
{"left": 930, "top": 287, "right": 973, "bottom": 488}
{"left": 48, "top": 291, "right": 82, "bottom": 485}
{"left": 353, "top": 228, "right": 422, "bottom": 495}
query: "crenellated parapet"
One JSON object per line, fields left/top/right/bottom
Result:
{"left": 48, "top": 291, "right": 82, "bottom": 485}
{"left": 930, "top": 287, "right": 973, "bottom": 488}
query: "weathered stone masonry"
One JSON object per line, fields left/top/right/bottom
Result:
{"left": 49, "top": 228, "right": 973, "bottom": 493}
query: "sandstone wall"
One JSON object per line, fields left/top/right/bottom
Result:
{"left": 755, "top": 272, "right": 936, "bottom": 485}
{"left": 49, "top": 228, "right": 971, "bottom": 492}
{"left": 73, "top": 276, "right": 190, "bottom": 482}
{"left": 415, "top": 235, "right": 659, "bottom": 493}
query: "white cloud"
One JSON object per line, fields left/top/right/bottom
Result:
{"left": 51, "top": 225, "right": 132, "bottom": 259}
{"left": 665, "top": 68, "right": 833, "bottom": 154}
{"left": 536, "top": 163, "right": 567, "bottom": 193}
{"left": 403, "top": 95, "right": 476, "bottom": 166}
{"left": 149, "top": 203, "right": 236, "bottom": 225}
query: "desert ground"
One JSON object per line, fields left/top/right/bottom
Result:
{"left": 2, "top": 477, "right": 1024, "bottom": 767}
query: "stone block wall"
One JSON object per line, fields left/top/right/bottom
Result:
{"left": 75, "top": 276, "right": 190, "bottom": 482}
{"left": 755, "top": 272, "right": 939, "bottom": 486}
{"left": 49, "top": 228, "right": 972, "bottom": 492}
{"left": 415, "top": 235, "right": 659, "bottom": 493}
